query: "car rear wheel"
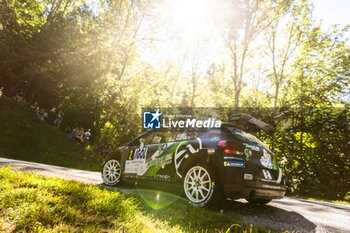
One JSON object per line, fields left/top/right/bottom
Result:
{"left": 246, "top": 198, "right": 272, "bottom": 205}
{"left": 102, "top": 159, "right": 122, "bottom": 186}
{"left": 183, "top": 163, "right": 223, "bottom": 206}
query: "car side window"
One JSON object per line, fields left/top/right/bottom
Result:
{"left": 176, "top": 132, "right": 187, "bottom": 140}
{"left": 186, "top": 131, "right": 197, "bottom": 140}
{"left": 163, "top": 131, "right": 176, "bottom": 142}
{"left": 151, "top": 134, "right": 162, "bottom": 144}
{"left": 138, "top": 131, "right": 192, "bottom": 145}
{"left": 137, "top": 133, "right": 154, "bottom": 147}
{"left": 175, "top": 130, "right": 197, "bottom": 141}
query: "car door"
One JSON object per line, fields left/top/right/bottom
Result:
{"left": 124, "top": 132, "right": 155, "bottom": 178}
{"left": 125, "top": 131, "right": 163, "bottom": 179}
{"left": 142, "top": 130, "right": 200, "bottom": 184}
{"left": 141, "top": 131, "right": 176, "bottom": 182}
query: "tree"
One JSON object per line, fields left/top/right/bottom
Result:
{"left": 218, "top": 0, "right": 289, "bottom": 110}
{"left": 265, "top": 0, "right": 311, "bottom": 116}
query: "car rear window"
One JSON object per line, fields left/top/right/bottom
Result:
{"left": 225, "top": 126, "right": 265, "bottom": 145}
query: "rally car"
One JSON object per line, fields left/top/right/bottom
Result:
{"left": 101, "top": 121, "right": 286, "bottom": 206}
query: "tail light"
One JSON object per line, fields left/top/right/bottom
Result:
{"left": 217, "top": 140, "right": 243, "bottom": 155}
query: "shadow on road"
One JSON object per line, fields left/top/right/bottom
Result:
{"left": 219, "top": 199, "right": 317, "bottom": 232}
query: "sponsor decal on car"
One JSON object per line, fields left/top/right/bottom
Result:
{"left": 244, "top": 148, "right": 252, "bottom": 160}
{"left": 223, "top": 161, "right": 245, "bottom": 168}
{"left": 153, "top": 174, "right": 171, "bottom": 182}
{"left": 146, "top": 153, "right": 172, "bottom": 169}
{"left": 174, "top": 138, "right": 202, "bottom": 178}
{"left": 125, "top": 148, "right": 148, "bottom": 175}
{"left": 125, "top": 160, "right": 147, "bottom": 175}
{"left": 223, "top": 156, "right": 244, "bottom": 161}
{"left": 243, "top": 173, "right": 254, "bottom": 180}
{"left": 260, "top": 149, "right": 273, "bottom": 169}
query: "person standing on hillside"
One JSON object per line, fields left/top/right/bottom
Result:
{"left": 0, "top": 86, "right": 3, "bottom": 99}
{"left": 48, "top": 107, "right": 56, "bottom": 125}
{"left": 37, "top": 108, "right": 46, "bottom": 121}
{"left": 30, "top": 102, "right": 39, "bottom": 112}
{"left": 84, "top": 129, "right": 92, "bottom": 144}
{"left": 53, "top": 110, "right": 64, "bottom": 128}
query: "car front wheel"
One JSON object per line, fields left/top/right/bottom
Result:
{"left": 102, "top": 159, "right": 122, "bottom": 186}
{"left": 183, "top": 163, "right": 223, "bottom": 206}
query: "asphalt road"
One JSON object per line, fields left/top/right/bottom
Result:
{"left": 1, "top": 157, "right": 349, "bottom": 233}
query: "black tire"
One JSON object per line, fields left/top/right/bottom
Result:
{"left": 246, "top": 198, "right": 272, "bottom": 205}
{"left": 183, "top": 162, "right": 223, "bottom": 207}
{"left": 101, "top": 158, "right": 122, "bottom": 186}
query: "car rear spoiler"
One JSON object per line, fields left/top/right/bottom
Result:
{"left": 230, "top": 113, "right": 275, "bottom": 134}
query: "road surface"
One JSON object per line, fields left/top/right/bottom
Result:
{"left": 1, "top": 157, "right": 349, "bottom": 233}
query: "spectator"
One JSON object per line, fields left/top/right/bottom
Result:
{"left": 71, "top": 127, "right": 79, "bottom": 140}
{"left": 43, "top": 109, "right": 48, "bottom": 122}
{"left": 34, "top": 106, "right": 39, "bottom": 114}
{"left": 30, "top": 102, "right": 39, "bottom": 112}
{"left": 84, "top": 129, "right": 91, "bottom": 143}
{"left": 20, "top": 98, "right": 29, "bottom": 108}
{"left": 53, "top": 110, "right": 64, "bottom": 128}
{"left": 47, "top": 107, "right": 56, "bottom": 125}
{"left": 13, "top": 89, "right": 24, "bottom": 103}
{"left": 64, "top": 126, "right": 71, "bottom": 135}
{"left": 0, "top": 86, "right": 3, "bottom": 99}
{"left": 74, "top": 127, "right": 85, "bottom": 144}
{"left": 71, "top": 126, "right": 78, "bottom": 141}
{"left": 36, "top": 108, "right": 46, "bottom": 121}
{"left": 13, "top": 93, "right": 21, "bottom": 103}
{"left": 65, "top": 127, "right": 74, "bottom": 139}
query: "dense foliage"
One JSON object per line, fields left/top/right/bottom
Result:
{"left": 0, "top": 0, "right": 349, "bottom": 200}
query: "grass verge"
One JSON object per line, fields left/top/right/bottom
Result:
{"left": 0, "top": 167, "right": 264, "bottom": 232}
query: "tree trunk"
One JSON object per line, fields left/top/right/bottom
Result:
{"left": 234, "top": 88, "right": 240, "bottom": 112}
{"left": 273, "top": 82, "right": 280, "bottom": 116}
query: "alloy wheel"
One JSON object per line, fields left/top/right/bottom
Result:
{"left": 102, "top": 159, "right": 121, "bottom": 185}
{"left": 184, "top": 165, "right": 212, "bottom": 204}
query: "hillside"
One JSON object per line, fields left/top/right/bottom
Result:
{"left": 0, "top": 98, "right": 100, "bottom": 171}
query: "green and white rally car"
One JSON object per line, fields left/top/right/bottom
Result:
{"left": 101, "top": 121, "right": 286, "bottom": 206}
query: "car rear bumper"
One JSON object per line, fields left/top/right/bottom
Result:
{"left": 223, "top": 181, "right": 286, "bottom": 199}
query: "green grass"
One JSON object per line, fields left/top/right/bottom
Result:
{"left": 0, "top": 98, "right": 100, "bottom": 171}
{"left": 0, "top": 167, "right": 264, "bottom": 232}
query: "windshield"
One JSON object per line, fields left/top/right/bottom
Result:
{"left": 225, "top": 126, "right": 265, "bottom": 146}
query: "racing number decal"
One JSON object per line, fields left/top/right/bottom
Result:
{"left": 134, "top": 148, "right": 147, "bottom": 160}
{"left": 128, "top": 149, "right": 134, "bottom": 160}
{"left": 262, "top": 169, "right": 272, "bottom": 180}
{"left": 125, "top": 148, "right": 148, "bottom": 175}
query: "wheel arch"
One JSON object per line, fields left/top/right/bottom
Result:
{"left": 104, "top": 151, "right": 122, "bottom": 162}
{"left": 179, "top": 152, "right": 221, "bottom": 180}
